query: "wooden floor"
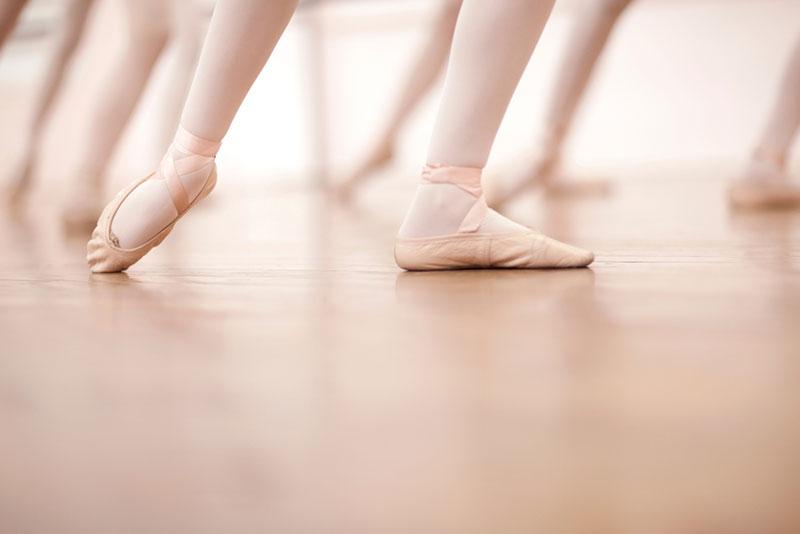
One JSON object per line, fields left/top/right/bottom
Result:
{"left": 1, "top": 168, "right": 800, "bottom": 533}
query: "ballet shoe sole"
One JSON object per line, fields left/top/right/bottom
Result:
{"left": 86, "top": 168, "right": 217, "bottom": 273}
{"left": 394, "top": 231, "right": 594, "bottom": 271}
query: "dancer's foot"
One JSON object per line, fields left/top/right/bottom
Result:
{"left": 395, "top": 165, "right": 594, "bottom": 270}
{"left": 728, "top": 156, "right": 800, "bottom": 209}
{"left": 2, "top": 154, "right": 35, "bottom": 210}
{"left": 331, "top": 139, "right": 394, "bottom": 202}
{"left": 62, "top": 175, "right": 104, "bottom": 233}
{"left": 87, "top": 127, "right": 220, "bottom": 273}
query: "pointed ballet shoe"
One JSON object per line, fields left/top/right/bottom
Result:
{"left": 728, "top": 178, "right": 800, "bottom": 209}
{"left": 86, "top": 167, "right": 217, "bottom": 273}
{"left": 395, "top": 230, "right": 594, "bottom": 270}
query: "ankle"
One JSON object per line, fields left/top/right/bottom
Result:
{"left": 158, "top": 126, "right": 221, "bottom": 205}
{"left": 398, "top": 164, "right": 487, "bottom": 238}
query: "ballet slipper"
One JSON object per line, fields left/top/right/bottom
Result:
{"left": 728, "top": 178, "right": 800, "bottom": 209}
{"left": 86, "top": 127, "right": 219, "bottom": 273}
{"left": 395, "top": 231, "right": 595, "bottom": 270}
{"left": 728, "top": 156, "right": 800, "bottom": 209}
{"left": 86, "top": 168, "right": 217, "bottom": 273}
{"left": 395, "top": 165, "right": 594, "bottom": 271}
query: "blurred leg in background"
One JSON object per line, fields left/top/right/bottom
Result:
{"left": 729, "top": 32, "right": 800, "bottom": 209}
{"left": 333, "top": 0, "right": 462, "bottom": 201}
{"left": 3, "top": 0, "right": 96, "bottom": 207}
{"left": 395, "top": 0, "right": 594, "bottom": 270}
{"left": 0, "top": 0, "right": 27, "bottom": 51}
{"left": 490, "top": 0, "right": 634, "bottom": 208}
{"left": 88, "top": 0, "right": 299, "bottom": 273}
{"left": 64, "top": 0, "right": 206, "bottom": 231}
{"left": 62, "top": 0, "right": 170, "bottom": 230}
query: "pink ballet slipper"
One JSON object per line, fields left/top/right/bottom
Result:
{"left": 729, "top": 156, "right": 800, "bottom": 209}
{"left": 728, "top": 178, "right": 800, "bottom": 209}
{"left": 395, "top": 165, "right": 594, "bottom": 270}
{"left": 86, "top": 127, "right": 219, "bottom": 273}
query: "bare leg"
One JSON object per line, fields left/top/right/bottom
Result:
{"left": 0, "top": 0, "right": 27, "bottom": 51}
{"left": 729, "top": 33, "right": 800, "bottom": 209}
{"left": 395, "top": 0, "right": 593, "bottom": 270}
{"left": 334, "top": 0, "right": 462, "bottom": 200}
{"left": 491, "top": 0, "right": 633, "bottom": 207}
{"left": 4, "top": 0, "right": 95, "bottom": 205}
{"left": 88, "top": 0, "right": 299, "bottom": 272}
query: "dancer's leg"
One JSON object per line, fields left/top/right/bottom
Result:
{"left": 730, "top": 33, "right": 800, "bottom": 208}
{"left": 178, "top": 0, "right": 298, "bottom": 141}
{"left": 335, "top": 0, "right": 462, "bottom": 199}
{"left": 152, "top": 0, "right": 208, "bottom": 154}
{"left": 88, "top": 0, "right": 299, "bottom": 272}
{"left": 396, "top": 0, "right": 593, "bottom": 270}
{"left": 753, "top": 35, "right": 800, "bottom": 167}
{"left": 4, "top": 0, "right": 95, "bottom": 204}
{"left": 63, "top": 0, "right": 170, "bottom": 229}
{"left": 0, "top": 0, "right": 27, "bottom": 51}
{"left": 492, "top": 0, "right": 633, "bottom": 206}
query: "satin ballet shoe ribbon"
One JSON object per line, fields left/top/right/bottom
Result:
{"left": 162, "top": 126, "right": 221, "bottom": 215}
{"left": 421, "top": 164, "right": 487, "bottom": 233}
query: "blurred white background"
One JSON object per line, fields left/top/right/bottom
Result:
{"left": 1, "top": 0, "right": 799, "bottom": 193}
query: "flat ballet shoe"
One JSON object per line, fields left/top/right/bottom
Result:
{"left": 728, "top": 179, "right": 800, "bottom": 209}
{"left": 394, "top": 230, "right": 594, "bottom": 271}
{"left": 86, "top": 167, "right": 217, "bottom": 273}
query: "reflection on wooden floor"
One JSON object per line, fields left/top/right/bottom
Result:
{"left": 1, "top": 170, "right": 800, "bottom": 533}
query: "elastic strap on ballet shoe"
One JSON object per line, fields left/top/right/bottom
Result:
{"left": 422, "top": 164, "right": 487, "bottom": 233}
{"left": 162, "top": 126, "right": 221, "bottom": 214}
{"left": 174, "top": 126, "right": 221, "bottom": 158}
